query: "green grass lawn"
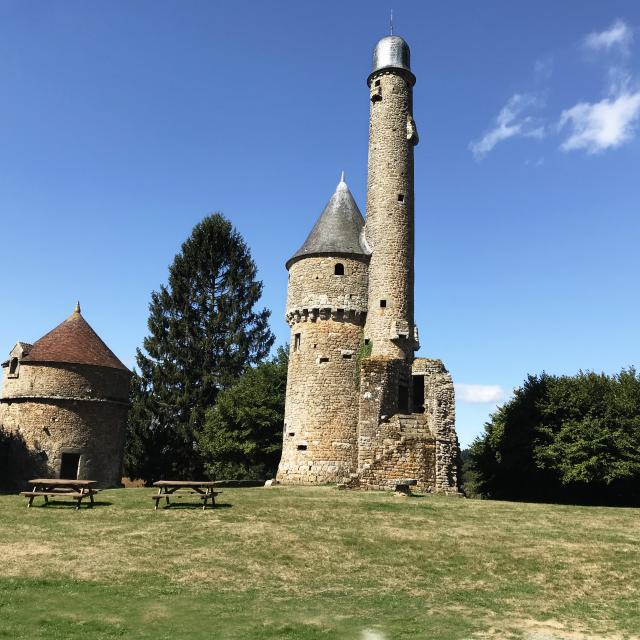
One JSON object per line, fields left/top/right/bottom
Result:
{"left": 0, "top": 486, "right": 638, "bottom": 640}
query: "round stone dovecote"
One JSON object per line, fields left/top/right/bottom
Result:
{"left": 0, "top": 304, "right": 130, "bottom": 488}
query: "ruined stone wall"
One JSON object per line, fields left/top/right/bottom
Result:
{"left": 413, "top": 358, "right": 460, "bottom": 493}
{"left": 343, "top": 356, "right": 459, "bottom": 494}
{"left": 0, "top": 362, "right": 129, "bottom": 487}
{"left": 356, "top": 356, "right": 409, "bottom": 472}
{"left": 364, "top": 70, "right": 418, "bottom": 360}
{"left": 0, "top": 398, "right": 128, "bottom": 487}
{"left": 347, "top": 414, "right": 436, "bottom": 492}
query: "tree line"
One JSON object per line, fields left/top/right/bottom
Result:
{"left": 463, "top": 369, "right": 640, "bottom": 506}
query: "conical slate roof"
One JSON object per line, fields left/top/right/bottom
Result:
{"left": 286, "top": 175, "right": 368, "bottom": 269}
{"left": 22, "top": 303, "right": 129, "bottom": 371}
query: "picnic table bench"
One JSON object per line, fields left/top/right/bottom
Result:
{"left": 151, "top": 481, "right": 221, "bottom": 510}
{"left": 394, "top": 478, "right": 418, "bottom": 496}
{"left": 20, "top": 479, "right": 98, "bottom": 509}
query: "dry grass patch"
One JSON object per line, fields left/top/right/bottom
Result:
{"left": 0, "top": 486, "right": 638, "bottom": 640}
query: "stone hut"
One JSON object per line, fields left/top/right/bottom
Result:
{"left": 0, "top": 304, "right": 130, "bottom": 487}
{"left": 276, "top": 34, "right": 460, "bottom": 493}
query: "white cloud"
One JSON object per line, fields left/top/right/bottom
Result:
{"left": 584, "top": 19, "right": 633, "bottom": 54}
{"left": 469, "top": 94, "right": 546, "bottom": 160}
{"left": 562, "top": 22, "right": 640, "bottom": 154}
{"left": 455, "top": 384, "right": 505, "bottom": 404}
{"left": 559, "top": 90, "right": 640, "bottom": 153}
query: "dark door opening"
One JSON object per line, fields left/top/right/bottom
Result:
{"left": 413, "top": 375, "right": 425, "bottom": 413}
{"left": 398, "top": 384, "right": 409, "bottom": 414}
{"left": 60, "top": 453, "right": 80, "bottom": 480}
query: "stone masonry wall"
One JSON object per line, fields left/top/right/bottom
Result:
{"left": 0, "top": 362, "right": 130, "bottom": 488}
{"left": 346, "top": 414, "right": 436, "bottom": 492}
{"left": 364, "top": 70, "right": 418, "bottom": 360}
{"left": 413, "top": 358, "right": 460, "bottom": 493}
{"left": 286, "top": 255, "right": 368, "bottom": 322}
{"left": 277, "top": 317, "right": 363, "bottom": 483}
{"left": 278, "top": 252, "right": 368, "bottom": 484}
{"left": 2, "top": 362, "right": 130, "bottom": 402}
{"left": 356, "top": 356, "right": 410, "bottom": 471}
{"left": 0, "top": 398, "right": 128, "bottom": 488}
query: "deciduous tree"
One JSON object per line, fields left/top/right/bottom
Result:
{"left": 198, "top": 346, "right": 288, "bottom": 481}
{"left": 467, "top": 368, "right": 640, "bottom": 505}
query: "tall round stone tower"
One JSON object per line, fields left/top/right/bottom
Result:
{"left": 363, "top": 35, "right": 419, "bottom": 361}
{"left": 355, "top": 34, "right": 424, "bottom": 475}
{"left": 0, "top": 304, "right": 131, "bottom": 488}
{"left": 276, "top": 177, "right": 369, "bottom": 484}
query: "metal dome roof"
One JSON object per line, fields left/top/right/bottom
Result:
{"left": 370, "top": 35, "right": 415, "bottom": 85}
{"left": 286, "top": 175, "right": 368, "bottom": 269}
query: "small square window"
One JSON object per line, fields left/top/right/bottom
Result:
{"left": 319, "top": 357, "right": 329, "bottom": 364}
{"left": 380, "top": 300, "right": 387, "bottom": 308}
{"left": 398, "top": 194, "right": 404, "bottom": 202}
{"left": 375, "top": 80, "right": 381, "bottom": 87}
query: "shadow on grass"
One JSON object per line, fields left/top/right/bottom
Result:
{"left": 29, "top": 500, "right": 114, "bottom": 509}
{"left": 158, "top": 502, "right": 233, "bottom": 510}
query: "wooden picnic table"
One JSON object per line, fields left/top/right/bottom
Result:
{"left": 151, "top": 480, "right": 221, "bottom": 510}
{"left": 20, "top": 479, "right": 98, "bottom": 509}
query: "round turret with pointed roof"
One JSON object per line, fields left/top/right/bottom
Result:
{"left": 286, "top": 175, "right": 369, "bottom": 270}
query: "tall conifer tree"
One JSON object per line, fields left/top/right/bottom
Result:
{"left": 125, "top": 214, "right": 274, "bottom": 482}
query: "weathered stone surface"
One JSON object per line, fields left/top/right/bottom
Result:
{"left": 1, "top": 396, "right": 127, "bottom": 488}
{"left": 363, "top": 70, "right": 418, "bottom": 360}
{"left": 415, "top": 358, "right": 460, "bottom": 494}
{"left": 277, "top": 312, "right": 363, "bottom": 485}
{"left": 277, "top": 251, "right": 367, "bottom": 484}
{"left": 286, "top": 255, "right": 369, "bottom": 323}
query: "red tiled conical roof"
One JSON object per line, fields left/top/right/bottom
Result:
{"left": 22, "top": 303, "right": 128, "bottom": 371}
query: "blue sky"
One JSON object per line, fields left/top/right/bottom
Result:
{"left": 1, "top": 1, "right": 639, "bottom": 447}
